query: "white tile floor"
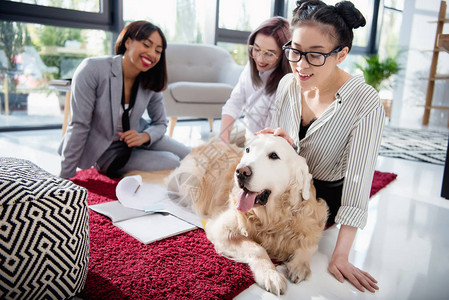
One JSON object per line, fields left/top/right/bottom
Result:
{"left": 0, "top": 120, "right": 448, "bottom": 300}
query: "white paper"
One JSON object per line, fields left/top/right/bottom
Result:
{"left": 89, "top": 201, "right": 196, "bottom": 244}
{"left": 89, "top": 201, "right": 150, "bottom": 223}
{"left": 114, "top": 214, "right": 196, "bottom": 244}
{"left": 115, "top": 175, "right": 203, "bottom": 228}
{"left": 116, "top": 175, "right": 168, "bottom": 212}
{"left": 88, "top": 175, "right": 204, "bottom": 244}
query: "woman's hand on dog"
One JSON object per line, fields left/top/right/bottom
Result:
{"left": 256, "top": 127, "right": 295, "bottom": 146}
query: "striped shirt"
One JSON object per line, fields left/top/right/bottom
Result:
{"left": 271, "top": 74, "right": 385, "bottom": 228}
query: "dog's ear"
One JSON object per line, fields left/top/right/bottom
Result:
{"left": 294, "top": 156, "right": 312, "bottom": 200}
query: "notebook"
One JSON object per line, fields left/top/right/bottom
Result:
{"left": 89, "top": 175, "right": 202, "bottom": 244}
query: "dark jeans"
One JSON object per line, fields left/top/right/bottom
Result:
{"left": 313, "top": 178, "right": 344, "bottom": 227}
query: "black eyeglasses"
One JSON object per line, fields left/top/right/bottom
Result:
{"left": 282, "top": 41, "right": 343, "bottom": 67}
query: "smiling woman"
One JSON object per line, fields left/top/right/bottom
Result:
{"left": 219, "top": 17, "right": 291, "bottom": 145}
{"left": 285, "top": 0, "right": 374, "bottom": 52}
{"left": 265, "top": 0, "right": 383, "bottom": 294}
{"left": 58, "top": 20, "right": 191, "bottom": 180}
{"left": 117, "top": 24, "right": 165, "bottom": 89}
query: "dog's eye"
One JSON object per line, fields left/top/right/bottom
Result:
{"left": 268, "top": 152, "right": 280, "bottom": 160}
{"left": 245, "top": 147, "right": 250, "bottom": 153}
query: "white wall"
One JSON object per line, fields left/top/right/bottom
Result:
{"left": 392, "top": 0, "right": 449, "bottom": 129}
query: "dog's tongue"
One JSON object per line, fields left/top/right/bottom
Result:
{"left": 237, "top": 189, "right": 257, "bottom": 212}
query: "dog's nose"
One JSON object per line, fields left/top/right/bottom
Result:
{"left": 236, "top": 165, "right": 252, "bottom": 178}
{"left": 236, "top": 166, "right": 252, "bottom": 187}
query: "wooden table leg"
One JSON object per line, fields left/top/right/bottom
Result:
{"left": 168, "top": 117, "right": 177, "bottom": 137}
{"left": 208, "top": 118, "right": 214, "bottom": 132}
{"left": 62, "top": 91, "right": 71, "bottom": 136}
{"left": 3, "top": 76, "right": 9, "bottom": 116}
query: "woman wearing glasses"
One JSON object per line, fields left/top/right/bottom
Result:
{"left": 260, "top": 0, "right": 383, "bottom": 293}
{"left": 219, "top": 16, "right": 290, "bottom": 144}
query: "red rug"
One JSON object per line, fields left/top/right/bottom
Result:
{"left": 370, "top": 170, "right": 397, "bottom": 197}
{"left": 72, "top": 168, "right": 397, "bottom": 299}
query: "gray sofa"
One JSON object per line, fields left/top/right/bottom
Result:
{"left": 163, "top": 43, "right": 243, "bottom": 136}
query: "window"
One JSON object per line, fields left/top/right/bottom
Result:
{"left": 0, "top": 0, "right": 396, "bottom": 129}
{"left": 123, "top": 0, "right": 214, "bottom": 44}
{"left": 0, "top": 0, "right": 117, "bottom": 130}
{"left": 123, "top": 0, "right": 273, "bottom": 66}
{"left": 379, "top": 1, "right": 403, "bottom": 58}
{"left": 217, "top": 41, "right": 248, "bottom": 66}
{"left": 216, "top": 0, "right": 273, "bottom": 65}
{"left": 0, "top": 1, "right": 115, "bottom": 31}
{"left": 218, "top": 0, "right": 272, "bottom": 32}
{"left": 383, "top": 0, "right": 404, "bottom": 10}
{"left": 0, "top": 21, "right": 111, "bottom": 123}
{"left": 4, "top": 0, "right": 101, "bottom": 13}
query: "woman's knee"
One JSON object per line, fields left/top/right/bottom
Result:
{"left": 151, "top": 135, "right": 191, "bottom": 159}
{"left": 163, "top": 154, "right": 182, "bottom": 170}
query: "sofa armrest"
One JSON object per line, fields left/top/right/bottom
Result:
{"left": 167, "top": 81, "right": 234, "bottom": 104}
{"left": 219, "top": 64, "right": 244, "bottom": 87}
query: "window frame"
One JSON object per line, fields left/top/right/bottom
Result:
{"left": 214, "top": 0, "right": 285, "bottom": 45}
{"left": 0, "top": 0, "right": 122, "bottom": 32}
{"left": 214, "top": 0, "right": 383, "bottom": 56}
{"left": 0, "top": 0, "right": 123, "bottom": 131}
{"left": 0, "top": 0, "right": 390, "bottom": 131}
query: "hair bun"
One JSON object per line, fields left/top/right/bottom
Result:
{"left": 335, "top": 1, "right": 366, "bottom": 29}
{"left": 295, "top": 0, "right": 321, "bottom": 12}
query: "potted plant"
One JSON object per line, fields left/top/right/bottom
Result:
{"left": 356, "top": 54, "right": 400, "bottom": 91}
{"left": 356, "top": 54, "right": 400, "bottom": 121}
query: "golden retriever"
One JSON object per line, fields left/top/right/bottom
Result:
{"left": 166, "top": 134, "right": 329, "bottom": 295}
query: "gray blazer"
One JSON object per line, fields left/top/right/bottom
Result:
{"left": 58, "top": 55, "right": 168, "bottom": 178}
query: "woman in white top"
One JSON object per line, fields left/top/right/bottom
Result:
{"left": 220, "top": 17, "right": 291, "bottom": 144}
{"left": 260, "top": 0, "right": 383, "bottom": 293}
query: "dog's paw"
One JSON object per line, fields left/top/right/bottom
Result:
{"left": 254, "top": 268, "right": 288, "bottom": 296}
{"left": 286, "top": 263, "right": 311, "bottom": 284}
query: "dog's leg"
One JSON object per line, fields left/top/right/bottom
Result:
{"left": 214, "top": 237, "right": 288, "bottom": 295}
{"left": 206, "top": 212, "right": 288, "bottom": 295}
{"left": 285, "top": 245, "right": 318, "bottom": 283}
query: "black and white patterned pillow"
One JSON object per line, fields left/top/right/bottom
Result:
{"left": 0, "top": 157, "right": 89, "bottom": 299}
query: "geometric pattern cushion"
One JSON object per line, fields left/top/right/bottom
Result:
{"left": 0, "top": 157, "right": 89, "bottom": 299}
